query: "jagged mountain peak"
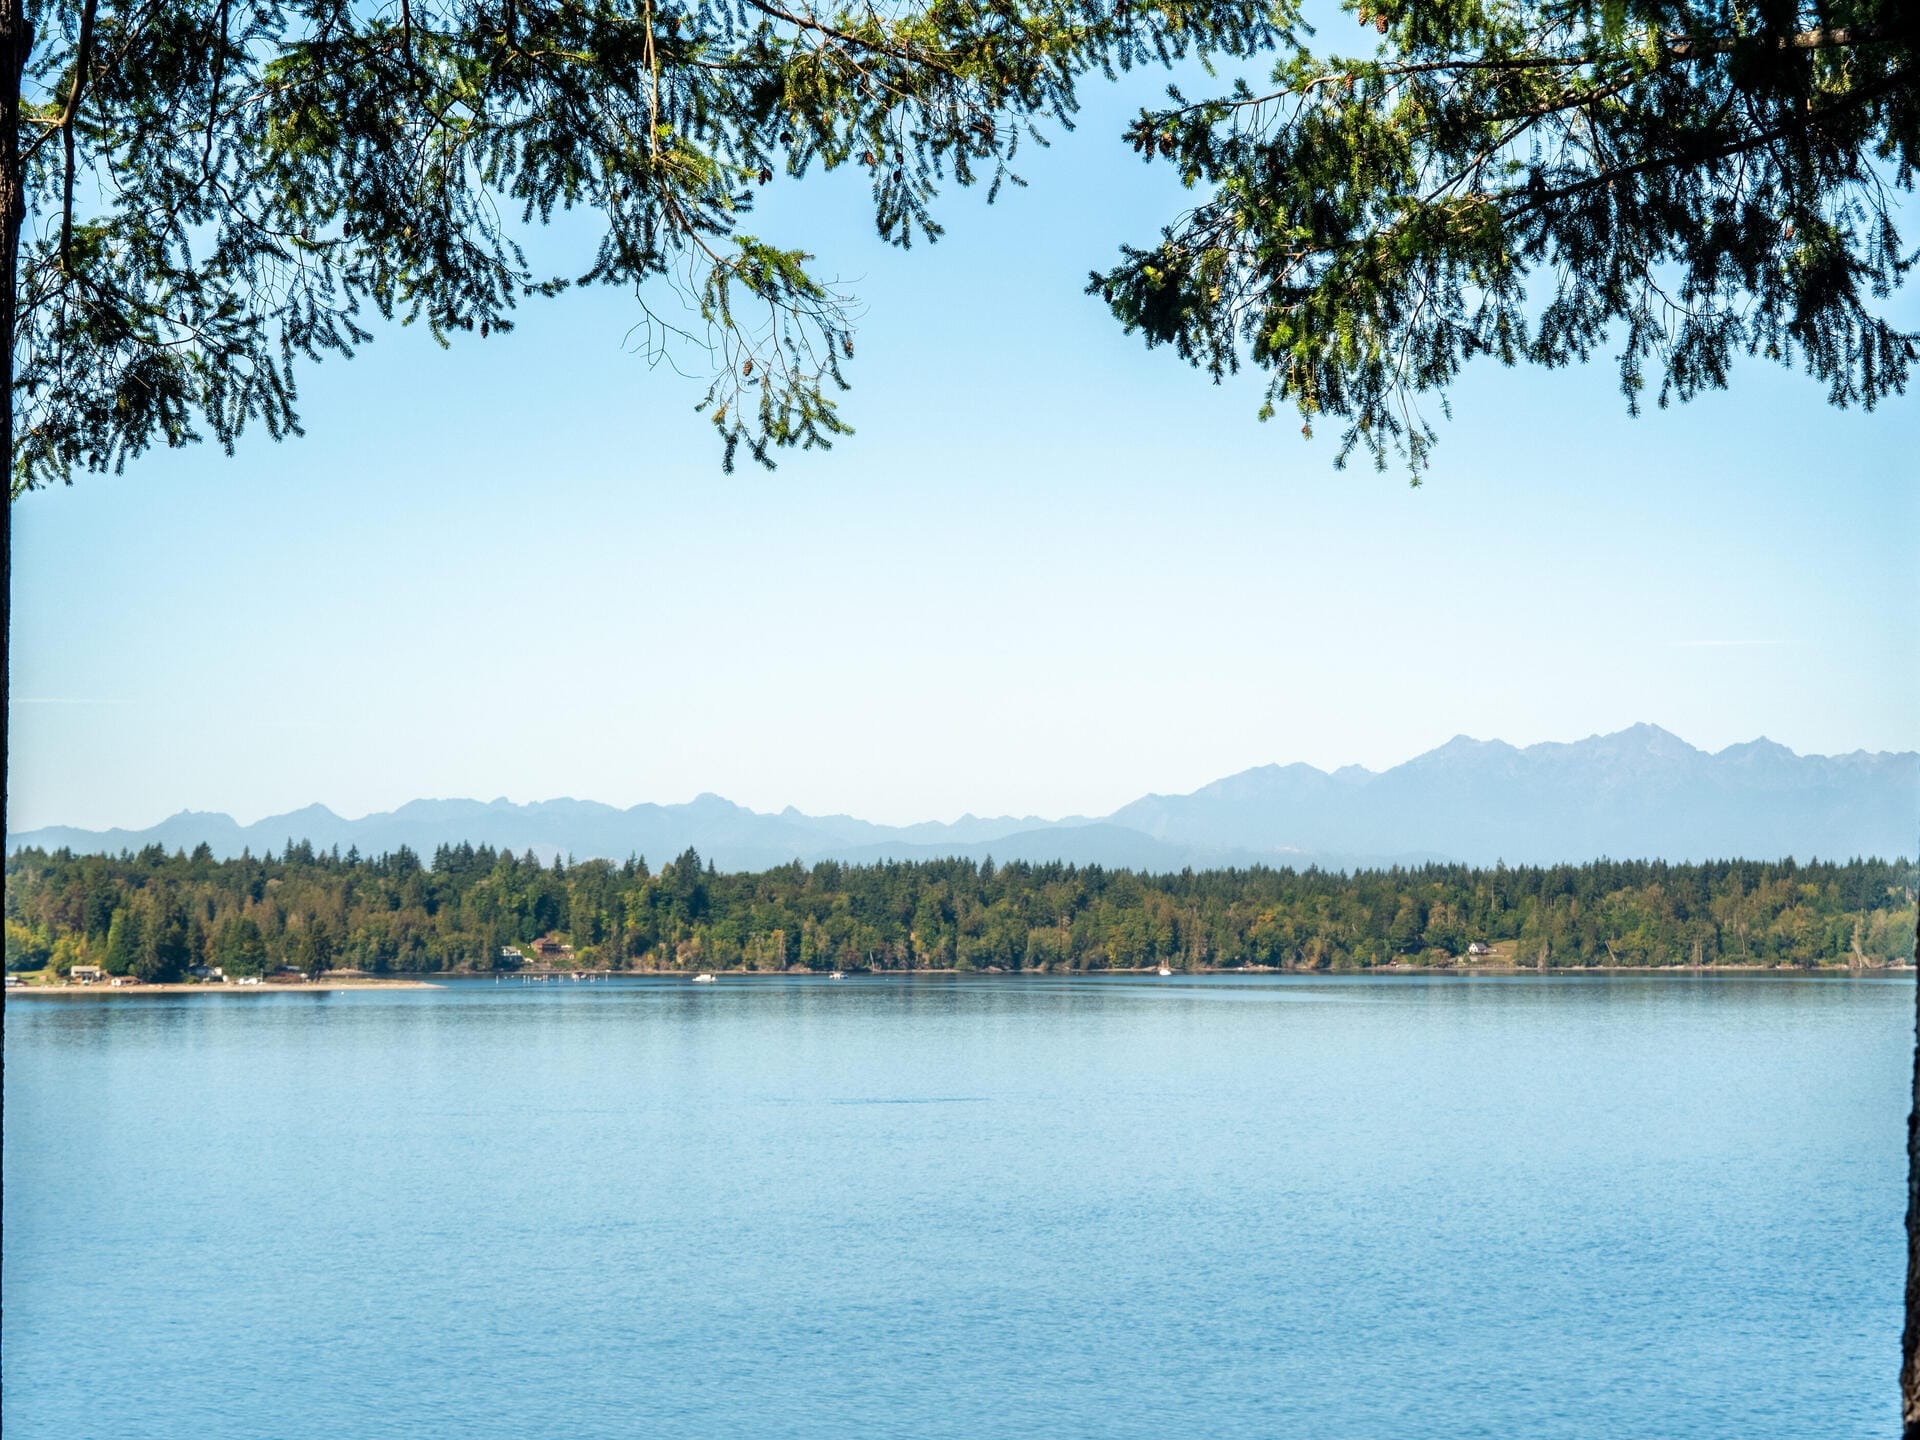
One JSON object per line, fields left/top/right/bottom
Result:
{"left": 1586, "top": 721, "right": 1698, "bottom": 755}
{"left": 1717, "top": 736, "right": 1797, "bottom": 760}
{"left": 8, "top": 726, "right": 1913, "bottom": 871}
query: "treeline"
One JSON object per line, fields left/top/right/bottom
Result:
{"left": 5, "top": 844, "right": 1915, "bottom": 980}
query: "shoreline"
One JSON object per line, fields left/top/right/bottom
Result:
{"left": 5, "top": 978, "right": 439, "bottom": 998}
{"left": 9, "top": 964, "right": 1908, "bottom": 999}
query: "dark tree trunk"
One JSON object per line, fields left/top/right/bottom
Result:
{"left": 2, "top": 0, "right": 29, "bottom": 834}
{"left": 1, "top": 0, "right": 25, "bottom": 478}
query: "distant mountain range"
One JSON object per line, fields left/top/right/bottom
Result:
{"left": 8, "top": 725, "right": 1915, "bottom": 872}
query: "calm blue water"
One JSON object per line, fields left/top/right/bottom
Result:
{"left": 3, "top": 973, "right": 1908, "bottom": 1438}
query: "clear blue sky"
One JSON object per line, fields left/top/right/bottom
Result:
{"left": 8, "top": 72, "right": 1918, "bottom": 833}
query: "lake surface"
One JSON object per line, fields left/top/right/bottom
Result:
{"left": 3, "top": 973, "right": 1908, "bottom": 1438}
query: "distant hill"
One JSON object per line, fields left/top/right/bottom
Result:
{"left": 9, "top": 725, "right": 1915, "bottom": 871}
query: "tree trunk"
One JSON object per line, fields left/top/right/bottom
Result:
{"left": 1907, "top": 906, "right": 1920, "bottom": 1438}
{"left": 2, "top": 0, "right": 25, "bottom": 479}
{"left": 2, "top": 0, "right": 29, "bottom": 845}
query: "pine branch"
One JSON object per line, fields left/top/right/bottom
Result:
{"left": 1161, "top": 21, "right": 1913, "bottom": 122}
{"left": 1502, "top": 62, "right": 1914, "bottom": 222}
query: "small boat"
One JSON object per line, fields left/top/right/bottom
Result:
{"left": 828, "top": 971, "right": 846, "bottom": 980}
{"left": 691, "top": 973, "right": 717, "bottom": 984}
{"left": 1157, "top": 965, "right": 1173, "bottom": 976}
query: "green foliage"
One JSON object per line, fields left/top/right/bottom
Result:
{"left": 102, "top": 903, "right": 139, "bottom": 973}
{"left": 133, "top": 894, "right": 192, "bottom": 982}
{"left": 48, "top": 932, "right": 86, "bottom": 976}
{"left": 1091, "top": 1, "right": 1918, "bottom": 472}
{"left": 10, "top": 0, "right": 1281, "bottom": 489}
{"left": 12, "top": 4, "right": 1912, "bottom": 487}
{"left": 4, "top": 915, "right": 52, "bottom": 970}
{"left": 214, "top": 915, "right": 270, "bottom": 976}
{"left": 6, "top": 841, "right": 1913, "bottom": 973}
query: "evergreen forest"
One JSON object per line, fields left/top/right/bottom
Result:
{"left": 5, "top": 844, "right": 1914, "bottom": 982}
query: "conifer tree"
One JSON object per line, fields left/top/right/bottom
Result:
{"left": 102, "top": 903, "right": 137, "bottom": 972}
{"left": 1093, "top": 1, "right": 1915, "bottom": 473}
{"left": 3, "top": 0, "right": 1278, "bottom": 490}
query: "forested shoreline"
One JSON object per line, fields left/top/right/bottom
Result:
{"left": 5, "top": 844, "right": 1915, "bottom": 981}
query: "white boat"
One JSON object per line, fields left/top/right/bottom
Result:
{"left": 828, "top": 971, "right": 846, "bottom": 980}
{"left": 1157, "top": 965, "right": 1173, "bottom": 976}
{"left": 691, "top": 973, "right": 717, "bottom": 984}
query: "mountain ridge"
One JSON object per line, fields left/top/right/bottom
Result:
{"left": 9, "top": 726, "right": 1915, "bottom": 872}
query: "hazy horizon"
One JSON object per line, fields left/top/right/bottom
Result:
{"left": 5, "top": 720, "right": 1913, "bottom": 835}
